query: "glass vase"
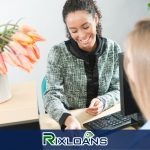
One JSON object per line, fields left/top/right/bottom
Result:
{"left": 0, "top": 74, "right": 12, "bottom": 103}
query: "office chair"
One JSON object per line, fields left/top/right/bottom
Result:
{"left": 41, "top": 77, "right": 46, "bottom": 97}
{"left": 41, "top": 77, "right": 48, "bottom": 114}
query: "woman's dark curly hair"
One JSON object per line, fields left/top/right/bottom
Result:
{"left": 62, "top": 0, "right": 102, "bottom": 39}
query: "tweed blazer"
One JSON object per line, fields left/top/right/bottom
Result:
{"left": 43, "top": 38, "right": 121, "bottom": 123}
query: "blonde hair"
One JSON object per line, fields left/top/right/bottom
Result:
{"left": 124, "top": 18, "right": 150, "bottom": 120}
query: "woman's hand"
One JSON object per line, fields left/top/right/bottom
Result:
{"left": 85, "top": 98, "right": 104, "bottom": 116}
{"left": 64, "top": 115, "right": 81, "bottom": 130}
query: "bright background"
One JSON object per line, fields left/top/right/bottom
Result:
{"left": 0, "top": 0, "right": 149, "bottom": 114}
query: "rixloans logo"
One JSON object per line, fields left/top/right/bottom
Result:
{"left": 42, "top": 131, "right": 108, "bottom": 146}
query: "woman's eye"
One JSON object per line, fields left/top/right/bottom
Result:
{"left": 83, "top": 25, "right": 89, "bottom": 29}
{"left": 71, "top": 30, "right": 77, "bottom": 33}
{"left": 72, "top": 31, "right": 77, "bottom": 33}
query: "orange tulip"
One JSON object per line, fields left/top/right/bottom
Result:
{"left": 27, "top": 31, "right": 45, "bottom": 42}
{"left": 0, "top": 69, "right": 4, "bottom": 75}
{"left": 32, "top": 44, "right": 40, "bottom": 59}
{"left": 19, "top": 24, "right": 36, "bottom": 33}
{"left": 9, "top": 41, "right": 28, "bottom": 56}
{"left": 2, "top": 51, "right": 17, "bottom": 67}
{"left": 11, "top": 32, "right": 33, "bottom": 44}
{"left": 2, "top": 49, "right": 22, "bottom": 66}
{"left": 17, "top": 55, "right": 33, "bottom": 72}
{"left": 23, "top": 45, "right": 38, "bottom": 63}
{"left": 0, "top": 53, "right": 7, "bottom": 75}
{"left": 0, "top": 67, "right": 6, "bottom": 75}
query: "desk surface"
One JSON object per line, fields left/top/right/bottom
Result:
{"left": 40, "top": 104, "right": 121, "bottom": 130}
{"left": 0, "top": 81, "right": 39, "bottom": 127}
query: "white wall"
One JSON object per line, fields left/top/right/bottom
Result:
{"left": 98, "top": 0, "right": 150, "bottom": 47}
{"left": 0, "top": 0, "right": 149, "bottom": 114}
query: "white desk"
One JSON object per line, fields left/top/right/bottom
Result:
{"left": 40, "top": 104, "right": 121, "bottom": 129}
{"left": 0, "top": 81, "right": 39, "bottom": 128}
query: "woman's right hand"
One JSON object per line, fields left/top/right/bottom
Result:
{"left": 64, "top": 115, "right": 81, "bottom": 130}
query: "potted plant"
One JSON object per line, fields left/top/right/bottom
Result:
{"left": 0, "top": 21, "right": 45, "bottom": 103}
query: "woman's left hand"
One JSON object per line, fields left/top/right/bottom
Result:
{"left": 85, "top": 98, "right": 104, "bottom": 116}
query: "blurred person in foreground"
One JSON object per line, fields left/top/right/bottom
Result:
{"left": 124, "top": 18, "right": 150, "bottom": 129}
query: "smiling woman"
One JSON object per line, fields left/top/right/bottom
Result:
{"left": 43, "top": 0, "right": 121, "bottom": 130}
{"left": 65, "top": 10, "right": 98, "bottom": 52}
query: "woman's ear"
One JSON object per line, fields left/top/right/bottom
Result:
{"left": 94, "top": 13, "right": 99, "bottom": 25}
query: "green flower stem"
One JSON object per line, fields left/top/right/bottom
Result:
{"left": 0, "top": 24, "right": 18, "bottom": 28}
{"left": 0, "top": 36, "right": 10, "bottom": 43}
